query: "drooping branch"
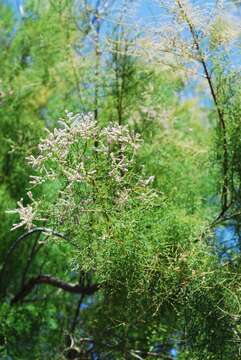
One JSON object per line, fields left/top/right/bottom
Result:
{"left": 21, "top": 232, "right": 43, "bottom": 288}
{"left": 129, "top": 350, "right": 172, "bottom": 360}
{"left": 11, "top": 274, "right": 99, "bottom": 304}
{"left": 130, "top": 350, "right": 172, "bottom": 359}
{"left": 0, "top": 227, "right": 80, "bottom": 282}
{"left": 176, "top": 0, "right": 229, "bottom": 214}
{"left": 70, "top": 293, "right": 85, "bottom": 333}
{"left": 70, "top": 271, "right": 87, "bottom": 333}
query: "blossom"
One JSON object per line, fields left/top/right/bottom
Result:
{"left": 139, "top": 176, "right": 155, "bottom": 187}
{"left": 26, "top": 112, "right": 97, "bottom": 169}
{"left": 101, "top": 122, "right": 141, "bottom": 150}
{"left": 63, "top": 163, "right": 96, "bottom": 188}
{"left": 26, "top": 154, "right": 46, "bottom": 168}
{"left": 7, "top": 198, "right": 36, "bottom": 231}
{"left": 6, "top": 192, "right": 45, "bottom": 231}
{"left": 116, "top": 188, "right": 131, "bottom": 206}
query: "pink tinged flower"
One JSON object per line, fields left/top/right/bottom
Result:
{"left": 139, "top": 176, "right": 155, "bottom": 187}
{"left": 6, "top": 192, "right": 46, "bottom": 231}
{"left": 26, "top": 155, "right": 46, "bottom": 168}
{"left": 7, "top": 199, "right": 36, "bottom": 231}
{"left": 64, "top": 163, "right": 97, "bottom": 188}
{"left": 29, "top": 175, "right": 45, "bottom": 186}
{"left": 116, "top": 188, "right": 130, "bottom": 205}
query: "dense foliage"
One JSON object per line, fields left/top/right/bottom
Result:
{"left": 0, "top": 1, "right": 240, "bottom": 359}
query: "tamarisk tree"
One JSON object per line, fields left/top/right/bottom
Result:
{"left": 1, "top": 1, "right": 241, "bottom": 359}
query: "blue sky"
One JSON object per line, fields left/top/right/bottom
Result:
{"left": 6, "top": 0, "right": 241, "bottom": 30}
{"left": 5, "top": 0, "right": 161, "bottom": 17}
{"left": 5, "top": 0, "right": 20, "bottom": 11}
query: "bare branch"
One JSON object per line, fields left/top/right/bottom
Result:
{"left": 11, "top": 274, "right": 99, "bottom": 304}
{"left": 130, "top": 350, "right": 172, "bottom": 359}
{"left": 0, "top": 227, "right": 79, "bottom": 282}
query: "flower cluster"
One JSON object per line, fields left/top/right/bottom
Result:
{"left": 100, "top": 123, "right": 142, "bottom": 183}
{"left": 8, "top": 111, "right": 156, "bottom": 232}
{"left": 27, "top": 111, "right": 97, "bottom": 170}
{"left": 26, "top": 112, "right": 142, "bottom": 188}
{"left": 6, "top": 192, "right": 43, "bottom": 231}
{"left": 101, "top": 123, "right": 141, "bottom": 150}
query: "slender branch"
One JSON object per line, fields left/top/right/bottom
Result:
{"left": 11, "top": 274, "right": 99, "bottom": 304}
{"left": 211, "top": 207, "right": 241, "bottom": 227}
{"left": 0, "top": 227, "right": 79, "bottom": 281}
{"left": 130, "top": 350, "right": 172, "bottom": 359}
{"left": 21, "top": 232, "right": 43, "bottom": 288}
{"left": 176, "top": 0, "right": 229, "bottom": 214}
{"left": 70, "top": 293, "right": 85, "bottom": 333}
{"left": 70, "top": 271, "right": 87, "bottom": 333}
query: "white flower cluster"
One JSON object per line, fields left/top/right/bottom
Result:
{"left": 6, "top": 192, "right": 43, "bottom": 231}
{"left": 8, "top": 112, "right": 156, "bottom": 231}
{"left": 100, "top": 123, "right": 142, "bottom": 183}
{"left": 63, "top": 164, "right": 97, "bottom": 189}
{"left": 101, "top": 123, "right": 141, "bottom": 150}
{"left": 27, "top": 112, "right": 96, "bottom": 168}
{"left": 26, "top": 111, "right": 142, "bottom": 187}
{"left": 115, "top": 188, "right": 131, "bottom": 206}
